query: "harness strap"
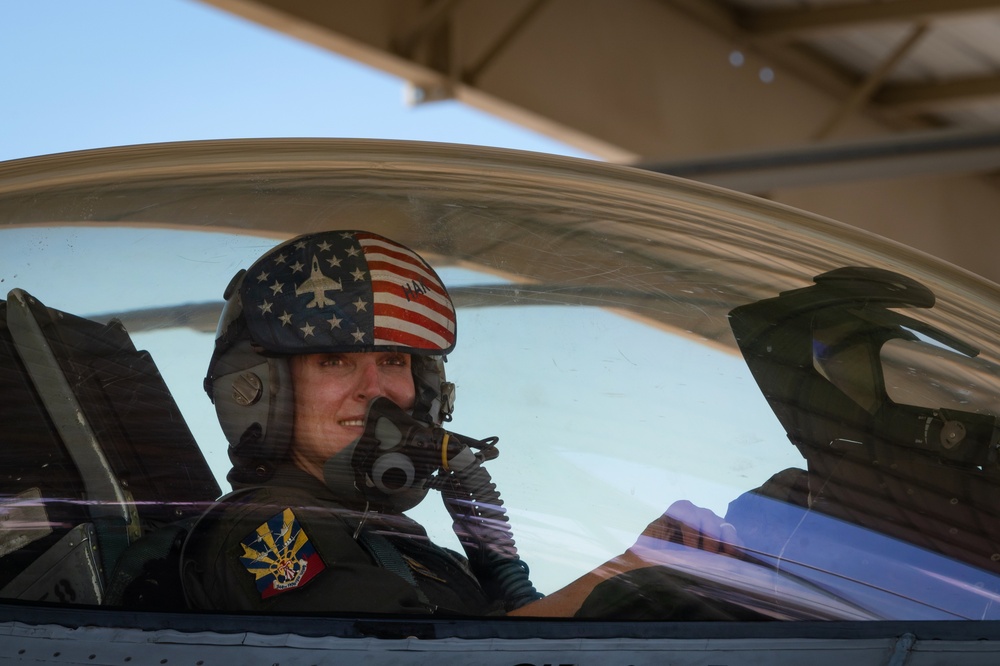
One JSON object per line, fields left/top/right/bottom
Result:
{"left": 356, "top": 529, "right": 433, "bottom": 608}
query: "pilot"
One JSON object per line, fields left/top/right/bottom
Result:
{"left": 181, "top": 229, "right": 530, "bottom": 614}
{"left": 181, "top": 229, "right": 747, "bottom": 619}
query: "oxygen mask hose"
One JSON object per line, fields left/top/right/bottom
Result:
{"left": 351, "top": 397, "right": 542, "bottom": 609}
{"left": 436, "top": 435, "right": 543, "bottom": 610}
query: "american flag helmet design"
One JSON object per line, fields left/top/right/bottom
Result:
{"left": 240, "top": 230, "right": 456, "bottom": 355}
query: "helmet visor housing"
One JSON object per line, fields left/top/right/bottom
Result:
{"left": 240, "top": 230, "right": 456, "bottom": 356}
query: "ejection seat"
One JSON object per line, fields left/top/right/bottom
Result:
{"left": 0, "top": 289, "right": 220, "bottom": 608}
{"left": 728, "top": 267, "right": 1000, "bottom": 574}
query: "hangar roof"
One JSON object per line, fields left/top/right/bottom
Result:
{"left": 201, "top": 0, "right": 1000, "bottom": 283}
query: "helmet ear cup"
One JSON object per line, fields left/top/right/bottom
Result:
{"left": 210, "top": 339, "right": 294, "bottom": 476}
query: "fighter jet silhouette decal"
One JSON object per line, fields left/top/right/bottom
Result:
{"left": 295, "top": 255, "right": 343, "bottom": 308}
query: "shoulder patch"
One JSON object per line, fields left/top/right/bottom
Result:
{"left": 239, "top": 508, "right": 326, "bottom": 598}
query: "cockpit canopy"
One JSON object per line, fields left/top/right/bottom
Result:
{"left": 3, "top": 140, "right": 1000, "bottom": 621}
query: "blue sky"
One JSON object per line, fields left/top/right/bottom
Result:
{"left": 0, "top": 1, "right": 593, "bottom": 162}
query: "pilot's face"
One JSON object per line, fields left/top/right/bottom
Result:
{"left": 289, "top": 351, "right": 415, "bottom": 481}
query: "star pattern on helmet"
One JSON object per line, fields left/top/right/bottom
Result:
{"left": 241, "top": 230, "right": 457, "bottom": 354}
{"left": 242, "top": 232, "right": 377, "bottom": 349}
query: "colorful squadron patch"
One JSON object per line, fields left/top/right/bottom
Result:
{"left": 239, "top": 508, "right": 326, "bottom": 598}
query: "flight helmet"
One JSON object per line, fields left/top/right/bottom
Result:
{"left": 205, "top": 230, "right": 457, "bottom": 481}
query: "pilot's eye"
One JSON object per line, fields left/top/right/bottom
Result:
{"left": 318, "top": 354, "right": 348, "bottom": 367}
{"left": 381, "top": 353, "right": 410, "bottom": 368}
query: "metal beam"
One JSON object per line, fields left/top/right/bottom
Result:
{"left": 738, "top": 0, "right": 1000, "bottom": 39}
{"left": 813, "top": 22, "right": 930, "bottom": 139}
{"left": 392, "top": 0, "right": 463, "bottom": 58}
{"left": 640, "top": 127, "right": 1000, "bottom": 192}
{"left": 876, "top": 74, "right": 1000, "bottom": 111}
{"left": 462, "top": 0, "right": 549, "bottom": 84}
